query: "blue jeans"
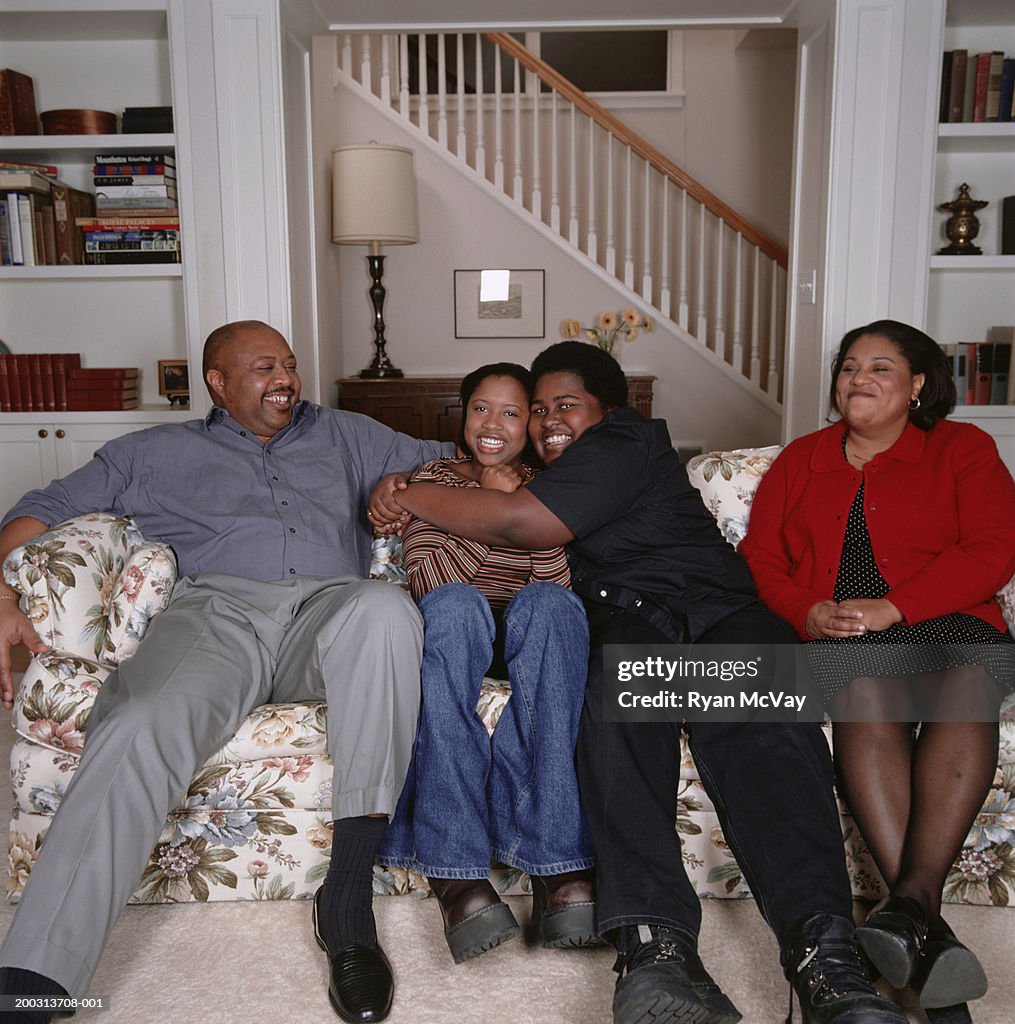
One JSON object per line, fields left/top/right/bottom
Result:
{"left": 380, "top": 581, "right": 594, "bottom": 878}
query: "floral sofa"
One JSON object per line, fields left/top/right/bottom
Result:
{"left": 5, "top": 449, "right": 1015, "bottom": 909}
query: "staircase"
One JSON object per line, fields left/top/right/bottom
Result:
{"left": 330, "top": 31, "right": 787, "bottom": 408}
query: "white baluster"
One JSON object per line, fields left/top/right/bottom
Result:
{"left": 437, "top": 34, "right": 448, "bottom": 148}
{"left": 399, "top": 34, "right": 410, "bottom": 118}
{"left": 750, "top": 250, "right": 762, "bottom": 385}
{"left": 732, "top": 233, "right": 743, "bottom": 373}
{"left": 605, "top": 135, "right": 616, "bottom": 276}
{"left": 380, "top": 35, "right": 392, "bottom": 105}
{"left": 493, "top": 41, "right": 504, "bottom": 190}
{"left": 695, "top": 205, "right": 707, "bottom": 344}
{"left": 455, "top": 34, "right": 466, "bottom": 158}
{"left": 530, "top": 67, "right": 541, "bottom": 220}
{"left": 341, "top": 34, "right": 352, "bottom": 77}
{"left": 586, "top": 119, "right": 598, "bottom": 263}
{"left": 623, "top": 148, "right": 634, "bottom": 289}
{"left": 714, "top": 219, "right": 726, "bottom": 358}
{"left": 768, "top": 265, "right": 781, "bottom": 396}
{"left": 550, "top": 91, "right": 560, "bottom": 233}
{"left": 568, "top": 104, "right": 579, "bottom": 247}
{"left": 641, "top": 162, "right": 652, "bottom": 301}
{"left": 418, "top": 33, "right": 430, "bottom": 136}
{"left": 678, "top": 190, "right": 689, "bottom": 332}
{"left": 660, "top": 178, "right": 671, "bottom": 319}
{"left": 474, "top": 35, "right": 486, "bottom": 176}
{"left": 360, "top": 34, "right": 371, "bottom": 88}
{"left": 512, "top": 57, "right": 523, "bottom": 203}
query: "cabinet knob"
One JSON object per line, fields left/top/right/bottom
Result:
{"left": 37, "top": 429, "right": 48, "bottom": 439}
{"left": 55, "top": 429, "right": 66, "bottom": 439}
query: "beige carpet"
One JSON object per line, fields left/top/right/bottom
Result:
{"left": 0, "top": 713, "right": 1012, "bottom": 1023}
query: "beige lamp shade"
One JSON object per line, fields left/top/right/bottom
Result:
{"left": 331, "top": 143, "right": 418, "bottom": 246}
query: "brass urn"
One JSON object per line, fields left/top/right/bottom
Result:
{"left": 938, "top": 182, "right": 988, "bottom": 255}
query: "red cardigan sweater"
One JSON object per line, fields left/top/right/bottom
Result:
{"left": 739, "top": 419, "right": 1015, "bottom": 640}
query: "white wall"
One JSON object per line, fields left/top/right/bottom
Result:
{"left": 310, "top": 33, "right": 789, "bottom": 449}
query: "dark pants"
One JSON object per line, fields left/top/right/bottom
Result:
{"left": 576, "top": 600, "right": 853, "bottom": 965}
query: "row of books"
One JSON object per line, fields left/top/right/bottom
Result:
{"left": 0, "top": 356, "right": 141, "bottom": 412}
{"left": 944, "top": 332, "right": 1014, "bottom": 407}
{"left": 0, "top": 170, "right": 94, "bottom": 266}
{"left": 939, "top": 50, "right": 1015, "bottom": 123}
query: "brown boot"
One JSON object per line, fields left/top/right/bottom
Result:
{"left": 530, "top": 869, "right": 599, "bottom": 948}
{"left": 427, "top": 876, "right": 520, "bottom": 964}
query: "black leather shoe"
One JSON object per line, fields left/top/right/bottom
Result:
{"left": 912, "top": 916, "right": 987, "bottom": 1009}
{"left": 530, "top": 870, "right": 600, "bottom": 948}
{"left": 787, "top": 913, "right": 907, "bottom": 1024}
{"left": 612, "top": 924, "right": 742, "bottom": 1024}
{"left": 427, "top": 876, "right": 520, "bottom": 963}
{"left": 855, "top": 894, "right": 928, "bottom": 989}
{"left": 313, "top": 888, "right": 394, "bottom": 1023}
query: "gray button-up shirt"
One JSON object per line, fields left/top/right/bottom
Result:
{"left": 3, "top": 401, "right": 452, "bottom": 582}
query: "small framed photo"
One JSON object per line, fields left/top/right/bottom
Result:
{"left": 157, "top": 359, "right": 189, "bottom": 405}
{"left": 454, "top": 268, "right": 545, "bottom": 339}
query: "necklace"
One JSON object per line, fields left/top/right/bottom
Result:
{"left": 844, "top": 435, "right": 873, "bottom": 466}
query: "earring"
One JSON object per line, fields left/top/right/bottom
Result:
{"left": 908, "top": 395, "right": 921, "bottom": 410}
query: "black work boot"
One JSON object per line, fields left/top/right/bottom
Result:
{"left": 787, "top": 914, "right": 907, "bottom": 1023}
{"left": 612, "top": 924, "right": 742, "bottom": 1024}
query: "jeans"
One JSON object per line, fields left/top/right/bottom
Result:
{"left": 380, "top": 581, "right": 594, "bottom": 878}
{"left": 576, "top": 600, "right": 852, "bottom": 963}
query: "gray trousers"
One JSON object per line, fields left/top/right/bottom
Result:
{"left": 0, "top": 573, "right": 423, "bottom": 997}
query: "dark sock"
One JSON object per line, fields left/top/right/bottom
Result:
{"left": 315, "top": 815, "right": 386, "bottom": 953}
{"left": 0, "top": 967, "right": 66, "bottom": 1024}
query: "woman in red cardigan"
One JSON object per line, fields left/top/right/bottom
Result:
{"left": 740, "top": 320, "right": 1015, "bottom": 1014}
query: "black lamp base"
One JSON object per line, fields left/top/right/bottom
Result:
{"left": 358, "top": 252, "right": 403, "bottom": 379}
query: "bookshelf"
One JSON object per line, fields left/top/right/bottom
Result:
{"left": 0, "top": 2, "right": 190, "bottom": 411}
{"left": 928, "top": 0, "right": 1015, "bottom": 469}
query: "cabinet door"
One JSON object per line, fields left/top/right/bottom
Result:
{"left": 54, "top": 422, "right": 167, "bottom": 476}
{"left": 0, "top": 426, "right": 59, "bottom": 515}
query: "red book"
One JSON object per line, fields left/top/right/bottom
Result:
{"left": 972, "top": 52, "right": 994, "bottom": 122}
{"left": 66, "top": 381, "right": 139, "bottom": 394}
{"left": 51, "top": 353, "right": 82, "bottom": 411}
{"left": 0, "top": 354, "right": 12, "bottom": 411}
{"left": 66, "top": 395, "right": 140, "bottom": 411}
{"left": 39, "top": 353, "right": 55, "bottom": 411}
{"left": 26, "top": 353, "right": 45, "bottom": 410}
{"left": 14, "top": 353, "right": 32, "bottom": 411}
{"left": 948, "top": 49, "right": 968, "bottom": 122}
{"left": 973, "top": 343, "right": 993, "bottom": 404}
{"left": 0, "top": 69, "right": 38, "bottom": 135}
{"left": 4, "top": 353, "right": 22, "bottom": 411}
{"left": 69, "top": 367, "right": 139, "bottom": 380}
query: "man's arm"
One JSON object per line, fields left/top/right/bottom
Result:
{"left": 395, "top": 481, "right": 574, "bottom": 550}
{"left": 0, "top": 516, "right": 50, "bottom": 709}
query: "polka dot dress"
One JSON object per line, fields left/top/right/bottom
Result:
{"left": 805, "top": 468, "right": 1014, "bottom": 706}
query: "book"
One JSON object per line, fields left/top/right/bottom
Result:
{"left": 990, "top": 342, "right": 1011, "bottom": 405}
{"left": 0, "top": 201, "right": 10, "bottom": 266}
{"left": 94, "top": 184, "right": 177, "bottom": 200}
{"left": 948, "top": 49, "right": 967, "bottom": 122}
{"left": 93, "top": 174, "right": 175, "bottom": 187}
{"left": 92, "top": 152, "right": 175, "bottom": 166}
{"left": 962, "top": 343, "right": 979, "bottom": 405}
{"left": 985, "top": 51, "right": 1006, "bottom": 121}
{"left": 66, "top": 382, "right": 140, "bottom": 397}
{"left": 38, "top": 353, "right": 55, "bottom": 411}
{"left": 82, "top": 249, "right": 180, "bottom": 265}
{"left": 40, "top": 205, "right": 56, "bottom": 265}
{"left": 14, "top": 353, "right": 32, "bottom": 411}
{"left": 972, "top": 52, "right": 994, "bottom": 122}
{"left": 962, "top": 58, "right": 977, "bottom": 121}
{"left": 5, "top": 192, "right": 22, "bottom": 265}
{"left": 51, "top": 182, "right": 94, "bottom": 265}
{"left": 66, "top": 395, "right": 140, "bottom": 411}
{"left": 973, "top": 342, "right": 993, "bottom": 404}
{"left": 93, "top": 162, "right": 173, "bottom": 176}
{"left": 987, "top": 327, "right": 1015, "bottom": 404}
{"left": 75, "top": 216, "right": 179, "bottom": 229}
{"left": 69, "top": 367, "right": 139, "bottom": 381}
{"left": 0, "top": 354, "right": 10, "bottom": 412}
{"left": 945, "top": 344, "right": 966, "bottom": 404}
{"left": 0, "top": 159, "right": 58, "bottom": 176}
{"left": 26, "top": 354, "right": 46, "bottom": 410}
{"left": 999, "top": 59, "right": 1015, "bottom": 123}
{"left": 0, "top": 170, "right": 53, "bottom": 193}
{"left": 939, "top": 50, "right": 953, "bottom": 122}
{"left": 0, "top": 69, "right": 38, "bottom": 135}
{"left": 51, "top": 353, "right": 82, "bottom": 411}
{"left": 4, "top": 353, "right": 22, "bottom": 411}
{"left": 16, "top": 193, "right": 35, "bottom": 266}
{"left": 95, "top": 197, "right": 179, "bottom": 211}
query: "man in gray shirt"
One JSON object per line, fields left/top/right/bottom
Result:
{"left": 0, "top": 320, "right": 452, "bottom": 1024}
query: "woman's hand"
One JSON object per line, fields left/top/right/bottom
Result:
{"left": 0, "top": 598, "right": 47, "bottom": 709}
{"left": 805, "top": 600, "right": 867, "bottom": 639}
{"left": 367, "top": 473, "right": 411, "bottom": 534}
{"left": 477, "top": 464, "right": 524, "bottom": 493}
{"left": 837, "top": 598, "right": 903, "bottom": 633}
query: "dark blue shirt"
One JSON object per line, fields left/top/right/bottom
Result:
{"left": 526, "top": 406, "right": 758, "bottom": 641}
{"left": 3, "top": 402, "right": 453, "bottom": 582}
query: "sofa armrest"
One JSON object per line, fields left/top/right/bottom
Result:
{"left": 3, "top": 513, "right": 177, "bottom": 667}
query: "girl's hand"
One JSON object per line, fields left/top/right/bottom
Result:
{"left": 478, "top": 464, "right": 524, "bottom": 493}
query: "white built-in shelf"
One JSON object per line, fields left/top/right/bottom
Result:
{"left": 0, "top": 133, "right": 174, "bottom": 154}
{"left": 0, "top": 264, "right": 182, "bottom": 279}
{"left": 0, "top": 405, "right": 192, "bottom": 424}
{"left": 951, "top": 406, "right": 1015, "bottom": 418}
{"left": 930, "top": 255, "right": 1015, "bottom": 270}
{"left": 937, "top": 123, "right": 1015, "bottom": 153}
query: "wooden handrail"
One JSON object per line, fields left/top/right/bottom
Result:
{"left": 484, "top": 32, "right": 788, "bottom": 268}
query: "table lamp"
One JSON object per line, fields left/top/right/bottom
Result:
{"left": 332, "top": 142, "right": 419, "bottom": 378}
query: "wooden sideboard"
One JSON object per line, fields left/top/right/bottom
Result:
{"left": 337, "top": 375, "right": 655, "bottom": 442}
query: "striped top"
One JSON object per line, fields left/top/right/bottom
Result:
{"left": 402, "top": 457, "right": 571, "bottom": 607}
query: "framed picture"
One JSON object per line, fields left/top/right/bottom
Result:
{"left": 157, "top": 359, "right": 189, "bottom": 403}
{"left": 454, "top": 269, "right": 545, "bottom": 339}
